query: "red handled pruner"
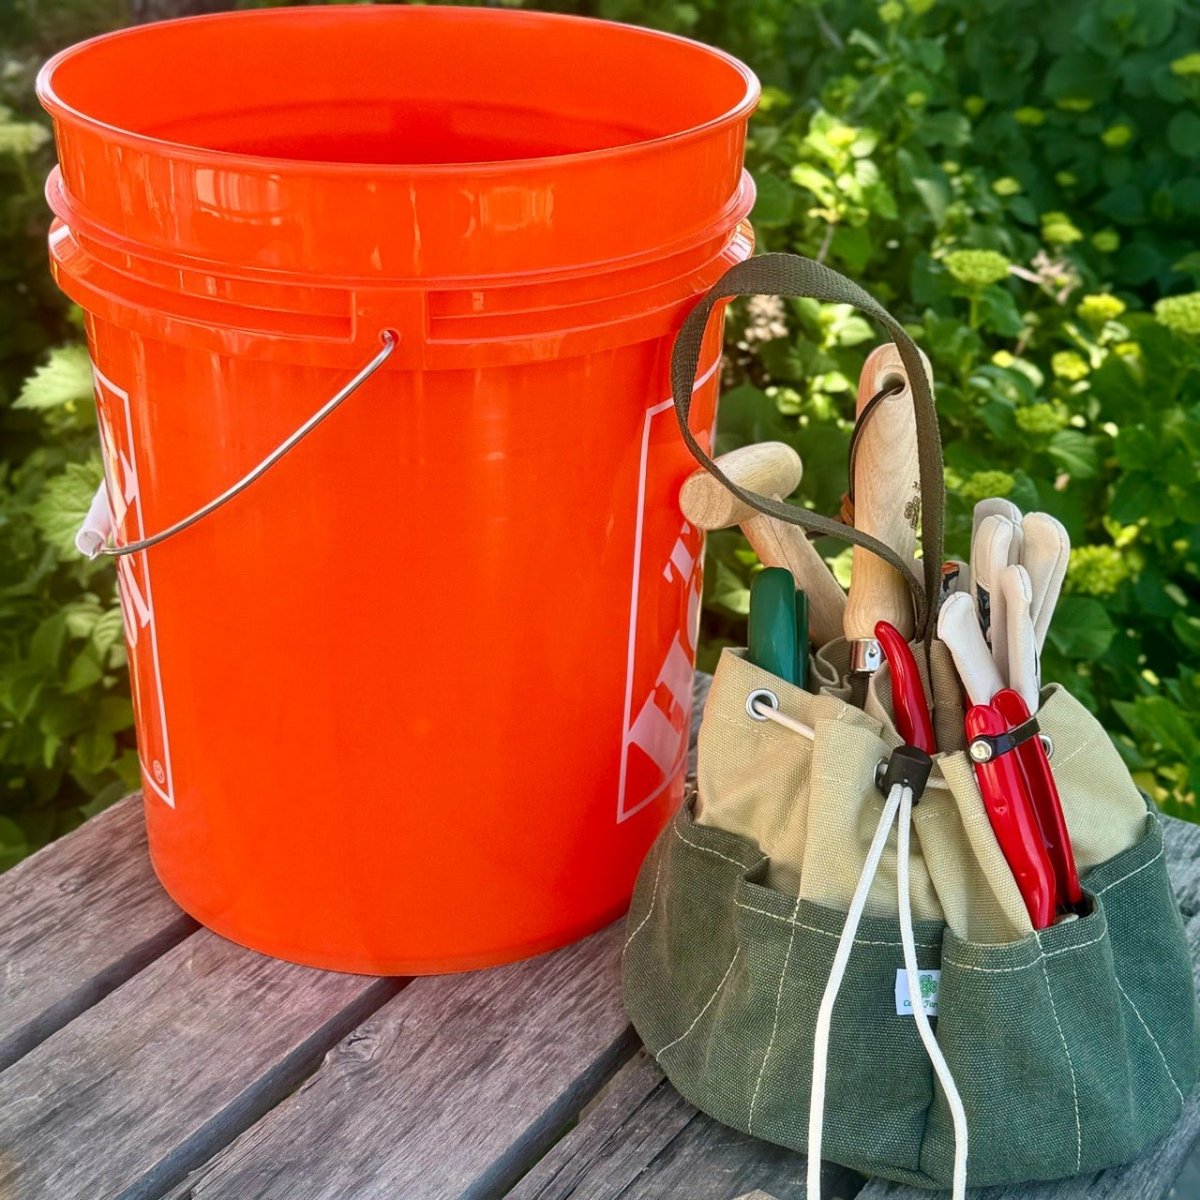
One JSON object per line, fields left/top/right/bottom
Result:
{"left": 966, "top": 691, "right": 1080, "bottom": 929}
{"left": 875, "top": 621, "right": 936, "bottom": 754}
{"left": 966, "top": 703, "right": 1056, "bottom": 929}
{"left": 992, "top": 688, "right": 1082, "bottom": 910}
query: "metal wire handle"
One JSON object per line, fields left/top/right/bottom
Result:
{"left": 98, "top": 331, "right": 398, "bottom": 557}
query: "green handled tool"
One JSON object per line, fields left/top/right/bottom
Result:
{"left": 748, "top": 567, "right": 808, "bottom": 689}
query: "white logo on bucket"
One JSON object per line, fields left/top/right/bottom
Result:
{"left": 93, "top": 364, "right": 175, "bottom": 809}
{"left": 617, "top": 357, "right": 720, "bottom": 824}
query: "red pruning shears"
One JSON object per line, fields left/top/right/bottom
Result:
{"left": 966, "top": 690, "right": 1081, "bottom": 929}
{"left": 992, "top": 688, "right": 1082, "bottom": 910}
{"left": 878, "top": 621, "right": 1080, "bottom": 930}
{"left": 876, "top": 621, "right": 936, "bottom": 753}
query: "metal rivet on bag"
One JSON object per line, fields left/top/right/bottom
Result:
{"left": 746, "top": 688, "right": 779, "bottom": 721}
{"left": 874, "top": 758, "right": 888, "bottom": 791}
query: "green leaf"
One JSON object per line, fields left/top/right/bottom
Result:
{"left": 750, "top": 170, "right": 795, "bottom": 227}
{"left": 1044, "top": 50, "right": 1115, "bottom": 101}
{"left": 42, "top": 733, "right": 62, "bottom": 771}
{"left": 1114, "top": 425, "right": 1161, "bottom": 470}
{"left": 910, "top": 173, "right": 950, "bottom": 226}
{"left": 1046, "top": 597, "right": 1116, "bottom": 659}
{"left": 77, "top": 781, "right": 128, "bottom": 820}
{"left": 1172, "top": 613, "right": 1200, "bottom": 653}
{"left": 1110, "top": 474, "right": 1162, "bottom": 525}
{"left": 0, "top": 818, "right": 29, "bottom": 871}
{"left": 706, "top": 559, "right": 750, "bottom": 616}
{"left": 73, "top": 728, "right": 116, "bottom": 776}
{"left": 1113, "top": 694, "right": 1200, "bottom": 760}
{"left": 113, "top": 749, "right": 143, "bottom": 790}
{"left": 63, "top": 597, "right": 103, "bottom": 640}
{"left": 62, "top": 647, "right": 104, "bottom": 695}
{"left": 2, "top": 671, "right": 45, "bottom": 724}
{"left": 830, "top": 225, "right": 874, "bottom": 274}
{"left": 1167, "top": 111, "right": 1200, "bottom": 156}
{"left": 978, "top": 398, "right": 1020, "bottom": 440}
{"left": 827, "top": 310, "right": 875, "bottom": 347}
{"left": 15, "top": 345, "right": 94, "bottom": 411}
{"left": 38, "top": 697, "right": 94, "bottom": 739}
{"left": 790, "top": 163, "right": 838, "bottom": 207}
{"left": 976, "top": 285, "right": 1025, "bottom": 336}
{"left": 91, "top": 607, "right": 126, "bottom": 657}
{"left": 31, "top": 460, "right": 106, "bottom": 557}
{"left": 96, "top": 695, "right": 135, "bottom": 734}
{"left": 712, "top": 384, "right": 789, "bottom": 449}
{"left": 1097, "top": 183, "right": 1145, "bottom": 223}
{"left": 1047, "top": 430, "right": 1099, "bottom": 479}
{"left": 917, "top": 111, "right": 971, "bottom": 148}
{"left": 29, "top": 613, "right": 67, "bottom": 673}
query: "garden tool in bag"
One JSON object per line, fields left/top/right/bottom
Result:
{"left": 622, "top": 253, "right": 1200, "bottom": 1195}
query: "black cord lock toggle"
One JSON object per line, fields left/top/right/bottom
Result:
{"left": 875, "top": 745, "right": 934, "bottom": 802}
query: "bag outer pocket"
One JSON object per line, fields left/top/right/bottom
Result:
{"left": 625, "top": 805, "right": 946, "bottom": 1186}
{"left": 926, "top": 808, "right": 1200, "bottom": 1185}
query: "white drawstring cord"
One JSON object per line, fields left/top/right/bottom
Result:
{"left": 807, "top": 781, "right": 906, "bottom": 1196}
{"left": 898, "top": 786, "right": 969, "bottom": 1200}
{"left": 805, "top": 781, "right": 968, "bottom": 1200}
{"left": 752, "top": 701, "right": 817, "bottom": 740}
{"left": 749, "top": 698, "right": 951, "bottom": 790}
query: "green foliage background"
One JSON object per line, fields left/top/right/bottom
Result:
{"left": 1, "top": 0, "right": 1199, "bottom": 868}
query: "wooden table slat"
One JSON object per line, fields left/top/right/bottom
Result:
{"left": 509, "top": 1049, "right": 865, "bottom": 1200}
{"left": 0, "top": 929, "right": 402, "bottom": 1200}
{"left": 3, "top": 670, "right": 1198, "bottom": 1200}
{"left": 1164, "top": 816, "right": 1200, "bottom": 915}
{"left": 0, "top": 794, "right": 195, "bottom": 1071}
{"left": 170, "top": 923, "right": 633, "bottom": 1200}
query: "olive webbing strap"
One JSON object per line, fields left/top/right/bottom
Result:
{"left": 671, "top": 252, "right": 945, "bottom": 645}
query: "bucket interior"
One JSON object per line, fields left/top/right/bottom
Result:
{"left": 40, "top": 7, "right": 756, "bottom": 167}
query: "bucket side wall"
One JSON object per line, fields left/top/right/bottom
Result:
{"left": 85, "top": 305, "right": 729, "bottom": 972}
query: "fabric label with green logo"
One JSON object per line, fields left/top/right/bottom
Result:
{"left": 895, "top": 968, "right": 940, "bottom": 1016}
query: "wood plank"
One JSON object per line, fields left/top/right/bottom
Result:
{"left": 168, "top": 922, "right": 634, "bottom": 1200}
{"left": 0, "top": 793, "right": 195, "bottom": 1070}
{"left": 0, "top": 929, "right": 402, "bottom": 1200}
{"left": 1164, "top": 813, "right": 1200, "bottom": 915}
{"left": 509, "top": 1049, "right": 865, "bottom": 1200}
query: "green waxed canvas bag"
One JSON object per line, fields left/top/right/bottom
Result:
{"left": 622, "top": 254, "right": 1200, "bottom": 1192}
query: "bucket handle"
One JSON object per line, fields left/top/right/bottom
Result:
{"left": 78, "top": 331, "right": 397, "bottom": 559}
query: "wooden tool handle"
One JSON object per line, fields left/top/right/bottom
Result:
{"left": 743, "top": 514, "right": 846, "bottom": 646}
{"left": 678, "top": 442, "right": 803, "bottom": 530}
{"left": 845, "top": 343, "right": 925, "bottom": 641}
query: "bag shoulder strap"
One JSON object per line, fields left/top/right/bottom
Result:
{"left": 671, "top": 252, "right": 945, "bottom": 644}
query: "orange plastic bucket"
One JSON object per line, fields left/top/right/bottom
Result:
{"left": 38, "top": 5, "right": 757, "bottom": 973}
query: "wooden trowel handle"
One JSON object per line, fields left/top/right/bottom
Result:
{"left": 742, "top": 514, "right": 846, "bottom": 647}
{"left": 678, "top": 442, "right": 803, "bottom": 530}
{"left": 845, "top": 343, "right": 924, "bottom": 642}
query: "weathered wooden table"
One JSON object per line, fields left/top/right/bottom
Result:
{"left": 3, "top": 678, "right": 1200, "bottom": 1200}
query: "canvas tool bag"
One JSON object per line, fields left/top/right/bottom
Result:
{"left": 622, "top": 254, "right": 1200, "bottom": 1194}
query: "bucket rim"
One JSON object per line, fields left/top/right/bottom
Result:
{"left": 37, "top": 4, "right": 761, "bottom": 178}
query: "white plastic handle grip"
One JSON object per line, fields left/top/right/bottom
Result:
{"left": 76, "top": 482, "right": 114, "bottom": 560}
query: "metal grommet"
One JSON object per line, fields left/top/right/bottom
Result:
{"left": 1039, "top": 732, "right": 1054, "bottom": 760}
{"left": 746, "top": 688, "right": 779, "bottom": 721}
{"left": 968, "top": 738, "right": 993, "bottom": 764}
{"left": 874, "top": 758, "right": 888, "bottom": 791}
